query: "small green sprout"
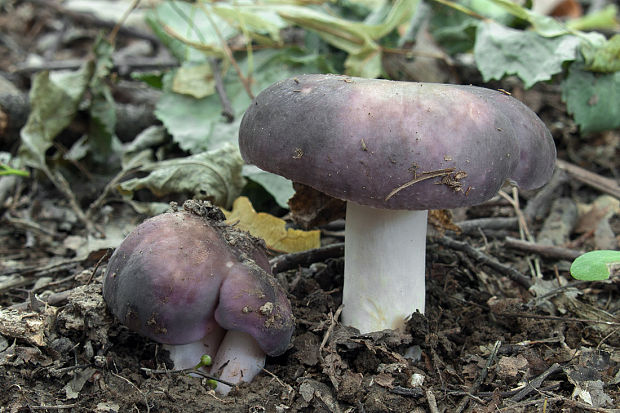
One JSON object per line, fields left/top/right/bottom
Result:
{"left": 569, "top": 250, "right": 620, "bottom": 281}
{"left": 190, "top": 354, "right": 218, "bottom": 390}
{"left": 194, "top": 354, "right": 212, "bottom": 369}
{"left": 0, "top": 163, "right": 29, "bottom": 177}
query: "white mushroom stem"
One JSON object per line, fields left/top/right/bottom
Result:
{"left": 209, "top": 330, "right": 266, "bottom": 395}
{"left": 163, "top": 325, "right": 225, "bottom": 371}
{"left": 342, "top": 202, "right": 428, "bottom": 334}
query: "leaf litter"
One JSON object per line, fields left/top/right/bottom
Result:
{"left": 1, "top": 0, "right": 619, "bottom": 412}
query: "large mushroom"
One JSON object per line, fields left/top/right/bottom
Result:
{"left": 239, "top": 74, "right": 556, "bottom": 334}
{"left": 103, "top": 201, "right": 294, "bottom": 394}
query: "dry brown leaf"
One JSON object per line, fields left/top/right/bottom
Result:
{"left": 223, "top": 196, "right": 320, "bottom": 253}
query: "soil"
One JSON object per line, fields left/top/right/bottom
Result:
{"left": 1, "top": 2, "right": 619, "bottom": 412}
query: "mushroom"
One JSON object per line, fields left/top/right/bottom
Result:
{"left": 103, "top": 201, "right": 294, "bottom": 394}
{"left": 238, "top": 74, "right": 556, "bottom": 334}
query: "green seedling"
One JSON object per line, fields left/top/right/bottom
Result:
{"left": 570, "top": 250, "right": 620, "bottom": 281}
{"left": 194, "top": 354, "right": 213, "bottom": 369}
{"left": 0, "top": 163, "right": 29, "bottom": 177}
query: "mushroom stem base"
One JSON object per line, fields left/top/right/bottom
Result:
{"left": 210, "top": 330, "right": 266, "bottom": 395}
{"left": 342, "top": 202, "right": 428, "bottom": 333}
{"left": 163, "top": 325, "right": 225, "bottom": 371}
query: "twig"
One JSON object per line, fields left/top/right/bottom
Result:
{"left": 110, "top": 371, "right": 151, "bottom": 413}
{"left": 262, "top": 368, "right": 293, "bottom": 393}
{"left": 504, "top": 237, "right": 583, "bottom": 261}
{"left": 454, "top": 340, "right": 501, "bottom": 413}
{"left": 270, "top": 243, "right": 345, "bottom": 274}
{"left": 426, "top": 388, "right": 440, "bottom": 413}
{"left": 107, "top": 0, "right": 141, "bottom": 44}
{"left": 30, "top": 405, "right": 77, "bottom": 410}
{"left": 47, "top": 168, "right": 102, "bottom": 237}
{"left": 508, "top": 363, "right": 562, "bottom": 402}
{"left": 196, "top": 3, "right": 254, "bottom": 99}
{"left": 385, "top": 168, "right": 456, "bottom": 201}
{"left": 10, "top": 290, "right": 73, "bottom": 310}
{"left": 86, "top": 165, "right": 141, "bottom": 220}
{"left": 14, "top": 56, "right": 178, "bottom": 75}
{"left": 556, "top": 159, "right": 620, "bottom": 200}
{"left": 209, "top": 58, "right": 234, "bottom": 122}
{"left": 26, "top": 0, "right": 160, "bottom": 46}
{"left": 389, "top": 386, "right": 424, "bottom": 397}
{"left": 140, "top": 367, "right": 236, "bottom": 387}
{"left": 456, "top": 217, "right": 518, "bottom": 235}
{"left": 2, "top": 213, "right": 61, "bottom": 239}
{"left": 447, "top": 383, "right": 561, "bottom": 400}
{"left": 523, "top": 167, "right": 568, "bottom": 223}
{"left": 2, "top": 257, "right": 84, "bottom": 277}
{"left": 318, "top": 305, "right": 344, "bottom": 363}
{"left": 525, "top": 280, "right": 592, "bottom": 308}
{"left": 500, "top": 188, "right": 544, "bottom": 279}
{"left": 497, "top": 312, "right": 619, "bottom": 326}
{"left": 432, "top": 236, "right": 532, "bottom": 288}
{"left": 86, "top": 249, "right": 110, "bottom": 284}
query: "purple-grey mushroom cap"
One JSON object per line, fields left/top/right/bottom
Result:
{"left": 239, "top": 74, "right": 556, "bottom": 210}
{"left": 103, "top": 208, "right": 294, "bottom": 357}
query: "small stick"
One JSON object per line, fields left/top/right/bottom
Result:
{"left": 426, "top": 388, "right": 440, "bottom": 413}
{"left": 209, "top": 58, "right": 234, "bottom": 122}
{"left": 270, "top": 243, "right": 344, "bottom": 274}
{"left": 140, "top": 367, "right": 236, "bottom": 387}
{"left": 385, "top": 168, "right": 455, "bottom": 201}
{"left": 454, "top": 340, "right": 501, "bottom": 413}
{"left": 26, "top": 0, "right": 160, "bottom": 45}
{"left": 504, "top": 237, "right": 583, "bottom": 261}
{"left": 432, "top": 236, "right": 532, "bottom": 288}
{"left": 523, "top": 167, "right": 568, "bottom": 222}
{"left": 508, "top": 363, "right": 562, "bottom": 402}
{"left": 111, "top": 371, "right": 151, "bottom": 413}
{"left": 262, "top": 368, "right": 293, "bottom": 393}
{"left": 456, "top": 217, "right": 518, "bottom": 234}
{"left": 556, "top": 159, "right": 620, "bottom": 200}
{"left": 497, "top": 312, "right": 620, "bottom": 327}
{"left": 318, "top": 305, "right": 344, "bottom": 363}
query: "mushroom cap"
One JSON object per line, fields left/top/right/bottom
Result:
{"left": 103, "top": 210, "right": 294, "bottom": 356}
{"left": 239, "top": 74, "right": 556, "bottom": 210}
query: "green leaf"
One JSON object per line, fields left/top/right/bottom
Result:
{"left": 275, "top": 0, "right": 418, "bottom": 77}
{"left": 242, "top": 165, "right": 294, "bottom": 209}
{"left": 567, "top": 4, "right": 619, "bottom": 32}
{"left": 474, "top": 21, "right": 580, "bottom": 88}
{"left": 562, "top": 62, "right": 620, "bottom": 133}
{"left": 172, "top": 62, "right": 215, "bottom": 98}
{"left": 0, "top": 163, "right": 29, "bottom": 177}
{"left": 18, "top": 64, "right": 93, "bottom": 170}
{"left": 429, "top": 4, "right": 478, "bottom": 55}
{"left": 121, "top": 125, "right": 167, "bottom": 169}
{"left": 147, "top": 0, "right": 238, "bottom": 62}
{"left": 486, "top": 0, "right": 569, "bottom": 37}
{"left": 212, "top": 2, "right": 286, "bottom": 43}
{"left": 344, "top": 47, "right": 383, "bottom": 78}
{"left": 570, "top": 250, "right": 620, "bottom": 281}
{"left": 155, "top": 48, "right": 330, "bottom": 154}
{"left": 118, "top": 144, "right": 245, "bottom": 208}
{"left": 581, "top": 34, "right": 620, "bottom": 73}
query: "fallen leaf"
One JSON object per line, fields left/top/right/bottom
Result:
{"left": 224, "top": 196, "right": 320, "bottom": 253}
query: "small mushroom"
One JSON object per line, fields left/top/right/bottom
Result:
{"left": 103, "top": 201, "right": 294, "bottom": 394}
{"left": 239, "top": 74, "right": 556, "bottom": 333}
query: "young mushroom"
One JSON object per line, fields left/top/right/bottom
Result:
{"left": 103, "top": 201, "right": 294, "bottom": 394}
{"left": 239, "top": 74, "right": 556, "bottom": 334}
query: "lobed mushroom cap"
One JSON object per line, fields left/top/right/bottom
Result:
{"left": 239, "top": 74, "right": 556, "bottom": 210}
{"left": 103, "top": 209, "right": 294, "bottom": 356}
